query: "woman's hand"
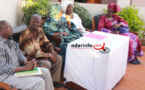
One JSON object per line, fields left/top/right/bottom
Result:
{"left": 62, "top": 32, "right": 69, "bottom": 36}
{"left": 66, "top": 15, "right": 71, "bottom": 22}
{"left": 113, "top": 23, "right": 121, "bottom": 28}
{"left": 78, "top": 28, "right": 82, "bottom": 32}
{"left": 110, "top": 31, "right": 120, "bottom": 34}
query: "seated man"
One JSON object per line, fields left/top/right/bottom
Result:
{"left": 19, "top": 14, "right": 63, "bottom": 87}
{"left": 42, "top": 4, "right": 83, "bottom": 67}
{"left": 0, "top": 20, "right": 54, "bottom": 90}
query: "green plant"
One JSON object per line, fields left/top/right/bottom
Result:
{"left": 117, "top": 6, "right": 145, "bottom": 33}
{"left": 22, "top": 0, "right": 51, "bottom": 26}
{"left": 73, "top": 3, "right": 92, "bottom": 29}
{"left": 103, "top": 6, "right": 145, "bottom": 33}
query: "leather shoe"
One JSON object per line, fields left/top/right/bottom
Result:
{"left": 53, "top": 82, "right": 64, "bottom": 88}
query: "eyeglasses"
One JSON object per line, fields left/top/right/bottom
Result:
{"left": 108, "top": 10, "right": 114, "bottom": 13}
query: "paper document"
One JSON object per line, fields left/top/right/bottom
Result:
{"left": 85, "top": 33, "right": 106, "bottom": 40}
{"left": 15, "top": 67, "right": 43, "bottom": 77}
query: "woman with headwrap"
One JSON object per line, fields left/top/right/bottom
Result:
{"left": 61, "top": 1, "right": 92, "bottom": 33}
{"left": 98, "top": 2, "right": 144, "bottom": 64}
{"left": 42, "top": 4, "right": 83, "bottom": 67}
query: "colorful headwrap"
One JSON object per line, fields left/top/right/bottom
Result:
{"left": 108, "top": 2, "right": 121, "bottom": 13}
{"left": 48, "top": 4, "right": 61, "bottom": 17}
{"left": 61, "top": 1, "right": 74, "bottom": 13}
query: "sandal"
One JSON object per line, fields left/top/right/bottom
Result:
{"left": 130, "top": 60, "right": 137, "bottom": 65}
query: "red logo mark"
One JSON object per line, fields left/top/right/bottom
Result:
{"left": 93, "top": 43, "right": 106, "bottom": 51}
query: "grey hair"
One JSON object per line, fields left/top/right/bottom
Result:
{"left": 0, "top": 20, "right": 7, "bottom": 30}
{"left": 31, "top": 14, "right": 42, "bottom": 20}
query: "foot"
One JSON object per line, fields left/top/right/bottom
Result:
{"left": 135, "top": 56, "right": 141, "bottom": 64}
{"left": 130, "top": 60, "right": 137, "bottom": 65}
{"left": 136, "top": 60, "right": 141, "bottom": 64}
{"left": 53, "top": 82, "right": 64, "bottom": 88}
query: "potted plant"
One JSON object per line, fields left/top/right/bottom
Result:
{"left": 117, "top": 6, "right": 145, "bottom": 34}
{"left": 22, "top": 0, "right": 51, "bottom": 26}
{"left": 73, "top": 3, "right": 92, "bottom": 29}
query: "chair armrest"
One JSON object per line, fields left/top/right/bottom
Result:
{"left": 0, "top": 82, "right": 17, "bottom": 90}
{"left": 93, "top": 14, "right": 104, "bottom": 30}
{"left": 47, "top": 36, "right": 62, "bottom": 47}
{"left": 92, "top": 17, "right": 96, "bottom": 30}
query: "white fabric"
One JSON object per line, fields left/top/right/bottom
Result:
{"left": 61, "top": 0, "right": 74, "bottom": 13}
{"left": 62, "top": 13, "right": 86, "bottom": 32}
{"left": 64, "top": 31, "right": 129, "bottom": 90}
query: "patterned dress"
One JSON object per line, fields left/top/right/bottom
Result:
{"left": 42, "top": 16, "right": 83, "bottom": 66}
{"left": 98, "top": 14, "right": 144, "bottom": 62}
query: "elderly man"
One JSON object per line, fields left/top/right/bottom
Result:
{"left": 0, "top": 20, "right": 54, "bottom": 90}
{"left": 19, "top": 14, "right": 63, "bottom": 87}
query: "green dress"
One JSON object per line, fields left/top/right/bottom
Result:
{"left": 42, "top": 15, "right": 83, "bottom": 67}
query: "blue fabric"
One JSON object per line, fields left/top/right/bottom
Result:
{"left": 117, "top": 27, "right": 130, "bottom": 34}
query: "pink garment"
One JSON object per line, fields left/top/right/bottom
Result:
{"left": 98, "top": 15, "right": 144, "bottom": 62}
{"left": 108, "top": 2, "right": 121, "bottom": 13}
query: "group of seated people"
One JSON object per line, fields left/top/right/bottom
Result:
{"left": 0, "top": 1, "right": 144, "bottom": 90}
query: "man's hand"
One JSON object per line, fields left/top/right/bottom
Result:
{"left": 42, "top": 53, "right": 50, "bottom": 57}
{"left": 49, "top": 53, "right": 57, "bottom": 63}
{"left": 22, "top": 62, "right": 34, "bottom": 71}
{"left": 62, "top": 32, "right": 69, "bottom": 36}
{"left": 25, "top": 59, "right": 37, "bottom": 64}
{"left": 50, "top": 50, "right": 57, "bottom": 56}
{"left": 55, "top": 47, "right": 61, "bottom": 52}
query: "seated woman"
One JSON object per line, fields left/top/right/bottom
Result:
{"left": 61, "top": 1, "right": 92, "bottom": 33}
{"left": 98, "top": 2, "right": 144, "bottom": 64}
{"left": 42, "top": 4, "right": 83, "bottom": 67}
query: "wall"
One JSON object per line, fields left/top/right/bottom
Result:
{"left": 131, "top": 0, "right": 145, "bottom": 7}
{"left": 61, "top": 0, "right": 74, "bottom": 3}
{"left": 0, "top": 0, "right": 20, "bottom": 27}
{"left": 116, "top": 0, "right": 130, "bottom": 8}
{"left": 50, "top": 2, "right": 107, "bottom": 18}
{"left": 77, "top": 3, "right": 107, "bottom": 18}
{"left": 101, "top": 0, "right": 116, "bottom": 4}
{"left": 138, "top": 7, "right": 145, "bottom": 23}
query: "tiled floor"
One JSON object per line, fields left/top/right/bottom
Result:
{"left": 55, "top": 46, "right": 145, "bottom": 90}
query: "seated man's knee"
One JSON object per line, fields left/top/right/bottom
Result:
{"left": 33, "top": 77, "right": 45, "bottom": 89}
{"left": 40, "top": 67, "right": 51, "bottom": 77}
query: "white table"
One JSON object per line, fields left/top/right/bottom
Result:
{"left": 64, "top": 31, "right": 129, "bottom": 90}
